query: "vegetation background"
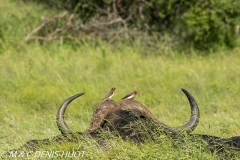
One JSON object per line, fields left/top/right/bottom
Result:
{"left": 0, "top": 0, "right": 240, "bottom": 159}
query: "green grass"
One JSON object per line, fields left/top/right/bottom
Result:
{"left": 1, "top": 0, "right": 240, "bottom": 159}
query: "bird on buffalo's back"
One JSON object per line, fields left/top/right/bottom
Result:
{"left": 121, "top": 90, "right": 137, "bottom": 100}
{"left": 102, "top": 87, "right": 116, "bottom": 102}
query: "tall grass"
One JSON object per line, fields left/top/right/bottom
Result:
{"left": 0, "top": 0, "right": 240, "bottom": 159}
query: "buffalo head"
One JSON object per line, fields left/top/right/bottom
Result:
{"left": 56, "top": 88, "right": 200, "bottom": 141}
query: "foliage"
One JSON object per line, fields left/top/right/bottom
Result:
{"left": 21, "top": 0, "right": 240, "bottom": 52}
{"left": 177, "top": 0, "right": 240, "bottom": 50}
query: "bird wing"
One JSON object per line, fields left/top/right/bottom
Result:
{"left": 121, "top": 93, "right": 132, "bottom": 99}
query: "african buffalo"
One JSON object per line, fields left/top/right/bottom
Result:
{"left": 4, "top": 89, "right": 240, "bottom": 156}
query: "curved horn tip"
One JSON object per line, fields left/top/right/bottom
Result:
{"left": 181, "top": 88, "right": 191, "bottom": 95}
{"left": 78, "top": 92, "right": 85, "bottom": 96}
{"left": 181, "top": 88, "right": 189, "bottom": 94}
{"left": 74, "top": 92, "right": 85, "bottom": 97}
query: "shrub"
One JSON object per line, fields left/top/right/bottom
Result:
{"left": 21, "top": 0, "right": 240, "bottom": 52}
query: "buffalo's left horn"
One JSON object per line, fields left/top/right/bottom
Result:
{"left": 160, "top": 88, "right": 200, "bottom": 134}
{"left": 56, "top": 93, "right": 85, "bottom": 134}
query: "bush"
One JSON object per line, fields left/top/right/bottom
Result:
{"left": 23, "top": 0, "right": 240, "bottom": 52}
{"left": 174, "top": 0, "right": 240, "bottom": 50}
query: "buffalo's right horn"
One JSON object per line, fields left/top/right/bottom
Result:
{"left": 119, "top": 88, "right": 200, "bottom": 135}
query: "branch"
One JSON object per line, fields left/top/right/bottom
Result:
{"left": 24, "top": 12, "right": 68, "bottom": 41}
